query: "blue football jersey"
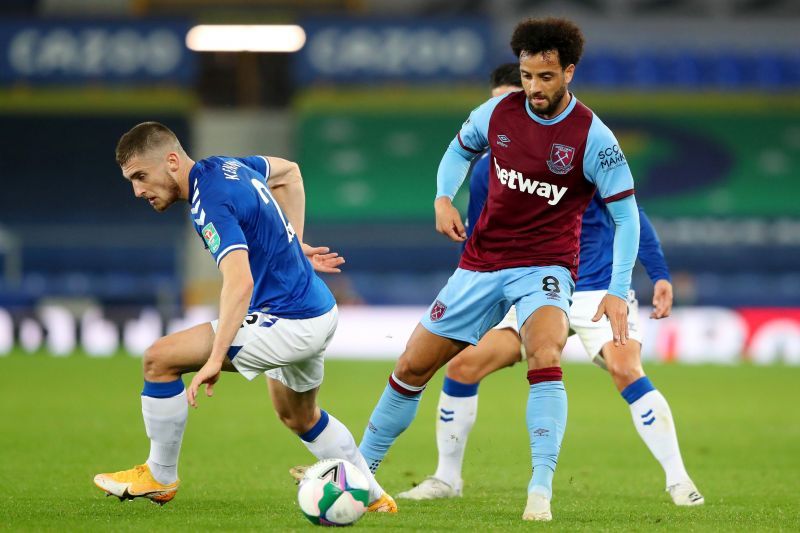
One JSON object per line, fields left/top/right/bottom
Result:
{"left": 188, "top": 155, "right": 335, "bottom": 318}
{"left": 464, "top": 150, "right": 669, "bottom": 291}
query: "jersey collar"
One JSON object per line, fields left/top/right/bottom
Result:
{"left": 524, "top": 92, "right": 577, "bottom": 126}
{"left": 188, "top": 161, "right": 201, "bottom": 199}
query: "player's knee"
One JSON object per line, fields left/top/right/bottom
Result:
{"left": 526, "top": 338, "right": 564, "bottom": 368}
{"left": 394, "top": 354, "right": 433, "bottom": 388}
{"left": 607, "top": 361, "right": 644, "bottom": 389}
{"left": 446, "top": 356, "right": 481, "bottom": 384}
{"left": 142, "top": 339, "right": 172, "bottom": 381}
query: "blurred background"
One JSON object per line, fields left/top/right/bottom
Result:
{"left": 0, "top": 0, "right": 798, "bottom": 364}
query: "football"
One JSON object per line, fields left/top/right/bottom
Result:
{"left": 297, "top": 459, "right": 370, "bottom": 526}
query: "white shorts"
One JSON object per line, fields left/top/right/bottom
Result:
{"left": 491, "top": 290, "right": 642, "bottom": 366}
{"left": 570, "top": 290, "right": 642, "bottom": 367}
{"left": 211, "top": 306, "right": 338, "bottom": 392}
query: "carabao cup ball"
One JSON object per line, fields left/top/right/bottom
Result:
{"left": 297, "top": 459, "right": 370, "bottom": 526}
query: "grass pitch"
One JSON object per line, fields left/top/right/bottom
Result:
{"left": 1, "top": 352, "right": 798, "bottom": 531}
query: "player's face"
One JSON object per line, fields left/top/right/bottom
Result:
{"left": 121, "top": 151, "right": 182, "bottom": 212}
{"left": 519, "top": 50, "right": 575, "bottom": 118}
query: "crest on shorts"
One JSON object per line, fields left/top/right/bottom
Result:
{"left": 547, "top": 143, "right": 575, "bottom": 175}
{"left": 430, "top": 299, "right": 447, "bottom": 321}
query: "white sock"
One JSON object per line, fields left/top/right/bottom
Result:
{"left": 142, "top": 390, "right": 188, "bottom": 485}
{"left": 433, "top": 390, "right": 478, "bottom": 490}
{"left": 629, "top": 389, "right": 690, "bottom": 487}
{"left": 301, "top": 411, "right": 385, "bottom": 503}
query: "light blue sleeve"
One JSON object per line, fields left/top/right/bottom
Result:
{"left": 605, "top": 195, "right": 640, "bottom": 300}
{"left": 583, "top": 114, "right": 635, "bottom": 202}
{"left": 436, "top": 93, "right": 511, "bottom": 199}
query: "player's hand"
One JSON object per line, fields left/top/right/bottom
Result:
{"left": 187, "top": 359, "right": 223, "bottom": 408}
{"left": 592, "top": 294, "right": 629, "bottom": 346}
{"left": 434, "top": 197, "right": 466, "bottom": 242}
{"left": 301, "top": 243, "right": 345, "bottom": 273}
{"left": 651, "top": 279, "right": 673, "bottom": 319}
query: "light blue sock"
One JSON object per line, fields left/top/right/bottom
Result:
{"left": 359, "top": 374, "right": 424, "bottom": 473}
{"left": 526, "top": 378, "right": 567, "bottom": 499}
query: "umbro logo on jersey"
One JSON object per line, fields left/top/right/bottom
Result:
{"left": 493, "top": 157, "right": 568, "bottom": 205}
{"left": 496, "top": 134, "right": 511, "bottom": 147}
{"left": 547, "top": 143, "right": 576, "bottom": 175}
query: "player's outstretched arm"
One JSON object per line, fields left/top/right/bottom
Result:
{"left": 301, "top": 243, "right": 345, "bottom": 273}
{"left": 636, "top": 207, "right": 673, "bottom": 319}
{"left": 433, "top": 95, "right": 503, "bottom": 242}
{"left": 266, "top": 157, "right": 306, "bottom": 242}
{"left": 592, "top": 196, "right": 640, "bottom": 345}
{"left": 651, "top": 279, "right": 673, "bottom": 319}
{"left": 188, "top": 249, "right": 253, "bottom": 407}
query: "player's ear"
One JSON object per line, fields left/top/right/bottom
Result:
{"left": 166, "top": 151, "right": 180, "bottom": 173}
{"left": 563, "top": 64, "right": 575, "bottom": 84}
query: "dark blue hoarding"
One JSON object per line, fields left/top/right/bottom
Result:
{"left": 0, "top": 20, "right": 194, "bottom": 85}
{"left": 295, "top": 18, "right": 492, "bottom": 85}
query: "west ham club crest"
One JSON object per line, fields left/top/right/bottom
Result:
{"left": 430, "top": 300, "right": 447, "bottom": 321}
{"left": 547, "top": 143, "right": 575, "bottom": 175}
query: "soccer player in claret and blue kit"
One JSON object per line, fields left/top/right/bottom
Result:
{"left": 397, "top": 64, "right": 704, "bottom": 508}
{"left": 357, "top": 18, "right": 643, "bottom": 521}
{"left": 92, "top": 122, "right": 397, "bottom": 513}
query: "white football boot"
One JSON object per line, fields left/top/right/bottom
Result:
{"left": 522, "top": 491, "right": 552, "bottom": 521}
{"left": 667, "top": 479, "right": 705, "bottom": 506}
{"left": 397, "top": 477, "right": 461, "bottom": 500}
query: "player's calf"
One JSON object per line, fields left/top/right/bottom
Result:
{"left": 359, "top": 325, "right": 466, "bottom": 474}
{"left": 601, "top": 340, "right": 645, "bottom": 391}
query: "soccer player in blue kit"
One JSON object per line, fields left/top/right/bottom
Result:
{"left": 397, "top": 64, "right": 704, "bottom": 507}
{"left": 357, "top": 18, "right": 642, "bottom": 521}
{"left": 93, "top": 122, "right": 397, "bottom": 512}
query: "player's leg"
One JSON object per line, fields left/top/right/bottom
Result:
{"left": 266, "top": 377, "right": 393, "bottom": 510}
{"left": 94, "top": 322, "right": 237, "bottom": 503}
{"left": 359, "top": 268, "right": 506, "bottom": 476}
{"left": 511, "top": 266, "right": 573, "bottom": 522}
{"left": 602, "top": 341, "right": 703, "bottom": 505}
{"left": 398, "top": 325, "right": 522, "bottom": 500}
{"left": 520, "top": 307, "right": 569, "bottom": 521}
{"left": 358, "top": 324, "right": 467, "bottom": 474}
{"left": 573, "top": 290, "right": 703, "bottom": 505}
{"left": 436, "top": 327, "right": 523, "bottom": 495}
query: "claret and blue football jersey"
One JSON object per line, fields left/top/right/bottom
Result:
{"left": 465, "top": 151, "right": 671, "bottom": 291}
{"left": 188, "top": 155, "right": 335, "bottom": 319}
{"left": 449, "top": 91, "right": 635, "bottom": 279}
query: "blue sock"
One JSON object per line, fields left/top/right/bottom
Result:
{"left": 526, "top": 368, "right": 567, "bottom": 499}
{"left": 299, "top": 409, "right": 330, "bottom": 442}
{"left": 359, "top": 373, "right": 424, "bottom": 473}
{"left": 442, "top": 375, "right": 479, "bottom": 397}
{"left": 620, "top": 376, "right": 655, "bottom": 405}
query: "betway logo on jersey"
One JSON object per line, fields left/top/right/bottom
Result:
{"left": 494, "top": 157, "right": 568, "bottom": 205}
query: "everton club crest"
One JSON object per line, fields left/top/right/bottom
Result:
{"left": 547, "top": 143, "right": 575, "bottom": 175}
{"left": 430, "top": 300, "right": 447, "bottom": 321}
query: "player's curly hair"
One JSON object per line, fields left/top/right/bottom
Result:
{"left": 510, "top": 17, "right": 585, "bottom": 69}
{"left": 115, "top": 121, "right": 183, "bottom": 167}
{"left": 490, "top": 63, "right": 522, "bottom": 89}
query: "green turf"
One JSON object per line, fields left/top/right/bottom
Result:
{"left": 1, "top": 353, "right": 798, "bottom": 531}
